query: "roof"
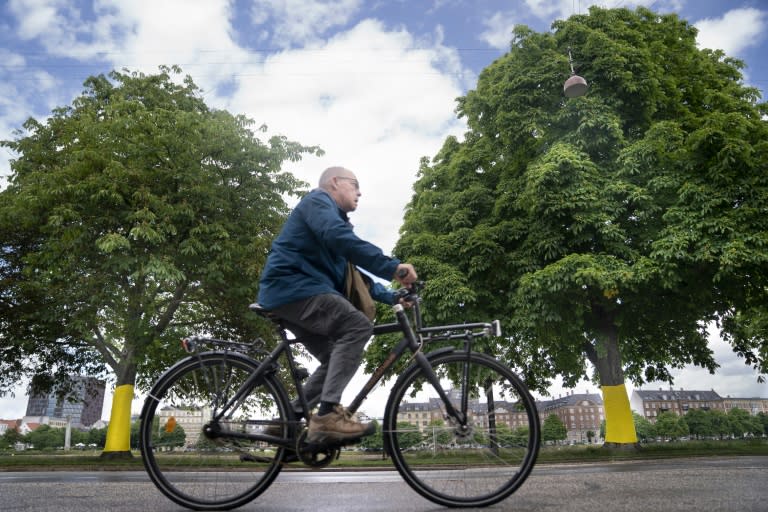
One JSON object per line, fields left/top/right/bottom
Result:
{"left": 0, "top": 419, "right": 20, "bottom": 430}
{"left": 538, "top": 393, "right": 604, "bottom": 411}
{"left": 633, "top": 389, "right": 722, "bottom": 401}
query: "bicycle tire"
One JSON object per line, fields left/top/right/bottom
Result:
{"left": 383, "top": 351, "right": 540, "bottom": 508}
{"left": 139, "top": 352, "right": 293, "bottom": 511}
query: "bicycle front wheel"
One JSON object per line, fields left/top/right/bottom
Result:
{"left": 383, "top": 351, "right": 540, "bottom": 508}
{"left": 139, "top": 352, "right": 292, "bottom": 511}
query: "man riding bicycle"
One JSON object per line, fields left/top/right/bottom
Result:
{"left": 257, "top": 166, "right": 417, "bottom": 443}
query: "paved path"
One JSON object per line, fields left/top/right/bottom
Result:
{"left": 2, "top": 456, "right": 765, "bottom": 511}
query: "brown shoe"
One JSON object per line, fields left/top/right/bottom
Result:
{"left": 307, "top": 405, "right": 376, "bottom": 443}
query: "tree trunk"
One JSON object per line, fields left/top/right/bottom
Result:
{"left": 100, "top": 360, "right": 137, "bottom": 459}
{"left": 584, "top": 307, "right": 639, "bottom": 449}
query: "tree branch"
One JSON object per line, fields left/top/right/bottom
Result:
{"left": 155, "top": 281, "right": 188, "bottom": 334}
{"left": 90, "top": 325, "right": 119, "bottom": 370}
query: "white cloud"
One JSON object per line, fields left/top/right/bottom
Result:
{"left": 0, "top": 48, "right": 40, "bottom": 188}
{"left": 225, "top": 18, "right": 466, "bottom": 252}
{"left": 523, "top": 1, "right": 685, "bottom": 23}
{"left": 9, "top": 0, "right": 66, "bottom": 40}
{"left": 1, "top": 1, "right": 467, "bottom": 253}
{"left": 524, "top": 0, "right": 579, "bottom": 20}
{"left": 249, "top": 0, "right": 363, "bottom": 48}
{"left": 479, "top": 11, "right": 518, "bottom": 50}
{"left": 644, "top": 327, "right": 767, "bottom": 399}
{"left": 695, "top": 7, "right": 767, "bottom": 56}
{"left": 7, "top": 0, "right": 251, "bottom": 92}
{"left": 481, "top": 1, "right": 686, "bottom": 50}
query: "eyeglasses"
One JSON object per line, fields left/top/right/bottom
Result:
{"left": 336, "top": 176, "right": 360, "bottom": 190}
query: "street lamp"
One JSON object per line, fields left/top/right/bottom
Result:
{"left": 564, "top": 47, "right": 588, "bottom": 98}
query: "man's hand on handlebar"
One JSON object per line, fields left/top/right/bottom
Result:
{"left": 392, "top": 273, "right": 422, "bottom": 309}
{"left": 395, "top": 263, "right": 418, "bottom": 286}
{"left": 395, "top": 264, "right": 418, "bottom": 308}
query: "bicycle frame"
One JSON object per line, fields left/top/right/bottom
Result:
{"left": 141, "top": 287, "right": 539, "bottom": 511}
{"left": 190, "top": 297, "right": 501, "bottom": 447}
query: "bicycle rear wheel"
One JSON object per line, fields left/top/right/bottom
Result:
{"left": 139, "top": 352, "right": 292, "bottom": 511}
{"left": 383, "top": 351, "right": 540, "bottom": 508}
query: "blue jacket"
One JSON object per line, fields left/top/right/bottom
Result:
{"left": 257, "top": 188, "right": 400, "bottom": 310}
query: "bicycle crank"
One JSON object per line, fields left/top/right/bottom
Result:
{"left": 295, "top": 430, "right": 340, "bottom": 468}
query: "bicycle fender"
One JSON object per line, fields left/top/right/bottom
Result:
{"left": 139, "top": 351, "right": 269, "bottom": 420}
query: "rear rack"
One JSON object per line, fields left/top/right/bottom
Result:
{"left": 181, "top": 335, "right": 265, "bottom": 355}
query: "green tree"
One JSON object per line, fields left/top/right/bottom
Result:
{"left": 390, "top": 6, "right": 768, "bottom": 449}
{"left": 25, "top": 425, "right": 65, "bottom": 450}
{"left": 541, "top": 414, "right": 568, "bottom": 444}
{"left": 0, "top": 66, "right": 320, "bottom": 457}
{"left": 727, "top": 408, "right": 753, "bottom": 439}
{"left": 87, "top": 427, "right": 108, "bottom": 448}
{"left": 654, "top": 411, "right": 688, "bottom": 441}
{"left": 491, "top": 423, "right": 514, "bottom": 447}
{"left": 708, "top": 410, "right": 732, "bottom": 440}
{"left": 1, "top": 427, "right": 24, "bottom": 449}
{"left": 70, "top": 428, "right": 90, "bottom": 448}
{"left": 684, "top": 409, "right": 714, "bottom": 440}
{"left": 756, "top": 412, "right": 768, "bottom": 436}
{"left": 358, "top": 419, "right": 383, "bottom": 452}
{"left": 632, "top": 412, "right": 656, "bottom": 442}
{"left": 509, "top": 426, "right": 530, "bottom": 447}
{"left": 395, "top": 422, "right": 424, "bottom": 450}
{"left": 157, "top": 423, "right": 186, "bottom": 448}
{"left": 425, "top": 419, "right": 454, "bottom": 446}
{"left": 585, "top": 430, "right": 596, "bottom": 444}
{"left": 745, "top": 415, "right": 764, "bottom": 437}
{"left": 129, "top": 420, "right": 141, "bottom": 450}
{"left": 476, "top": 424, "right": 530, "bottom": 448}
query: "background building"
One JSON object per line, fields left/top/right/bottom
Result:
{"left": 156, "top": 406, "right": 212, "bottom": 447}
{"left": 396, "top": 388, "right": 604, "bottom": 444}
{"left": 25, "top": 376, "right": 105, "bottom": 427}
{"left": 631, "top": 388, "right": 725, "bottom": 423}
{"left": 537, "top": 392, "right": 604, "bottom": 443}
{"left": 721, "top": 396, "right": 768, "bottom": 416}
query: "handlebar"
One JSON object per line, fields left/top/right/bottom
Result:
{"left": 392, "top": 280, "right": 424, "bottom": 303}
{"left": 386, "top": 281, "right": 502, "bottom": 339}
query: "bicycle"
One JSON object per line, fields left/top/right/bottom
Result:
{"left": 139, "top": 282, "right": 540, "bottom": 510}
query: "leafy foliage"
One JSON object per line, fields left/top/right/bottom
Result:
{"left": 632, "top": 412, "right": 656, "bottom": 442}
{"left": 654, "top": 411, "right": 689, "bottom": 440}
{"left": 390, "top": 6, "right": 768, "bottom": 395}
{"left": 541, "top": 414, "right": 568, "bottom": 443}
{"left": 358, "top": 419, "right": 383, "bottom": 451}
{"left": 0, "top": 66, "right": 321, "bottom": 395}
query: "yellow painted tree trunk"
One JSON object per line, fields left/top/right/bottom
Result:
{"left": 101, "top": 384, "right": 134, "bottom": 459}
{"left": 601, "top": 383, "right": 637, "bottom": 445}
{"left": 587, "top": 309, "right": 639, "bottom": 449}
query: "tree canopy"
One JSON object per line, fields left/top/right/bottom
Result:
{"left": 541, "top": 414, "right": 568, "bottom": 444}
{"left": 390, "top": 6, "right": 768, "bottom": 397}
{"left": 0, "top": 66, "right": 320, "bottom": 402}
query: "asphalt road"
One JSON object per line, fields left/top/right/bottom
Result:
{"left": 2, "top": 456, "right": 765, "bottom": 511}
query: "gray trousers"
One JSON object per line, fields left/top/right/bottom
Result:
{"left": 271, "top": 293, "right": 373, "bottom": 413}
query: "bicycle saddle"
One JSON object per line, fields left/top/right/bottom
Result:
{"left": 249, "top": 303, "right": 269, "bottom": 314}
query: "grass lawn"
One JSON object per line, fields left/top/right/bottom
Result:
{"left": 1, "top": 439, "right": 766, "bottom": 471}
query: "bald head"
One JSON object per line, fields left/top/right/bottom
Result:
{"left": 319, "top": 166, "right": 354, "bottom": 190}
{"left": 318, "top": 166, "right": 361, "bottom": 212}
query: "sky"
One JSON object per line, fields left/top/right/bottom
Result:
{"left": 1, "top": 0, "right": 767, "bottom": 421}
